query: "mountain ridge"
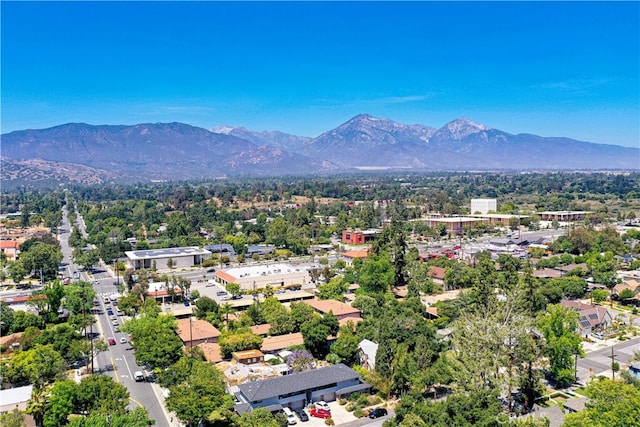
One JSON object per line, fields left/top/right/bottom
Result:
{"left": 2, "top": 115, "right": 638, "bottom": 188}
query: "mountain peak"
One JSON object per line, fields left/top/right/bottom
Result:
{"left": 441, "top": 118, "right": 491, "bottom": 139}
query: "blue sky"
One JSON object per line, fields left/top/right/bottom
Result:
{"left": 2, "top": 1, "right": 639, "bottom": 147}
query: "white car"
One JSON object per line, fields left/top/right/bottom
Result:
{"left": 120, "top": 337, "right": 127, "bottom": 344}
{"left": 315, "top": 401, "right": 330, "bottom": 412}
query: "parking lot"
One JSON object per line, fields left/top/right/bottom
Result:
{"left": 291, "top": 401, "right": 359, "bottom": 426}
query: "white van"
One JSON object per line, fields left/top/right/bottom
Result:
{"left": 282, "top": 407, "right": 297, "bottom": 425}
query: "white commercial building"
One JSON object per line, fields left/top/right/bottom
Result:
{"left": 215, "top": 263, "right": 317, "bottom": 292}
{"left": 471, "top": 198, "right": 497, "bottom": 215}
{"left": 125, "top": 246, "right": 212, "bottom": 270}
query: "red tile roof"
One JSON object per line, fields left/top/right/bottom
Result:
{"left": 176, "top": 318, "right": 220, "bottom": 343}
{"left": 304, "top": 298, "right": 361, "bottom": 318}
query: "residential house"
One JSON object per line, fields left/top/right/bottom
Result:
{"left": 176, "top": 318, "right": 221, "bottom": 347}
{"left": 303, "top": 298, "right": 362, "bottom": 321}
{"left": 556, "top": 263, "right": 589, "bottom": 276}
{"left": 563, "top": 396, "right": 589, "bottom": 414}
{"left": 250, "top": 323, "right": 272, "bottom": 336}
{"left": 533, "top": 268, "right": 564, "bottom": 279}
{"left": 357, "top": 339, "right": 378, "bottom": 371}
{"left": 341, "top": 250, "right": 369, "bottom": 267}
{"left": 0, "top": 240, "right": 20, "bottom": 261}
{"left": 560, "top": 300, "right": 614, "bottom": 336}
{"left": 232, "top": 350, "right": 265, "bottom": 365}
{"left": 234, "top": 363, "right": 370, "bottom": 413}
{"left": 261, "top": 333, "right": 305, "bottom": 354}
{"left": 198, "top": 342, "right": 223, "bottom": 363}
{"left": 427, "top": 266, "right": 446, "bottom": 285}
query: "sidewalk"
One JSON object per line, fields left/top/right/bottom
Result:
{"left": 148, "top": 381, "right": 183, "bottom": 427}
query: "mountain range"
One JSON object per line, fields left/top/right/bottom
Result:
{"left": 1, "top": 114, "right": 638, "bottom": 188}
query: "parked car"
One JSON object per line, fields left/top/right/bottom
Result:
{"left": 184, "top": 301, "right": 190, "bottom": 306}
{"left": 368, "top": 408, "right": 388, "bottom": 419}
{"left": 107, "top": 310, "right": 114, "bottom": 316}
{"left": 309, "top": 408, "right": 331, "bottom": 419}
{"left": 112, "top": 320, "right": 119, "bottom": 326}
{"left": 119, "top": 337, "right": 127, "bottom": 344}
{"left": 314, "top": 401, "right": 330, "bottom": 412}
{"left": 216, "top": 291, "right": 228, "bottom": 296}
{"left": 282, "top": 408, "right": 297, "bottom": 425}
{"left": 294, "top": 409, "right": 309, "bottom": 422}
{"left": 108, "top": 337, "right": 116, "bottom": 345}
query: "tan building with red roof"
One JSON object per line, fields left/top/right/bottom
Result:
{"left": 176, "top": 318, "right": 221, "bottom": 347}
{"left": 198, "top": 342, "right": 223, "bottom": 363}
{"left": 303, "top": 298, "right": 362, "bottom": 320}
{"left": 341, "top": 250, "right": 370, "bottom": 266}
{"left": 260, "top": 332, "right": 304, "bottom": 353}
{"left": 0, "top": 240, "right": 20, "bottom": 261}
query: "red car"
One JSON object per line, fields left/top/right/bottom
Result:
{"left": 310, "top": 408, "right": 331, "bottom": 419}
{"left": 108, "top": 337, "right": 116, "bottom": 345}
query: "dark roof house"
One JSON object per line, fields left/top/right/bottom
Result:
{"left": 235, "top": 363, "right": 369, "bottom": 413}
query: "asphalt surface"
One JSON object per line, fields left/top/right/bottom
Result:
{"left": 576, "top": 336, "right": 640, "bottom": 382}
{"left": 60, "top": 204, "right": 174, "bottom": 427}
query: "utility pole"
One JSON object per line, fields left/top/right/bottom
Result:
{"left": 610, "top": 347, "right": 618, "bottom": 380}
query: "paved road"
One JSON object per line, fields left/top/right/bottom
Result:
{"left": 340, "top": 410, "right": 394, "bottom": 427}
{"left": 60, "top": 203, "right": 174, "bottom": 427}
{"left": 576, "top": 336, "right": 640, "bottom": 383}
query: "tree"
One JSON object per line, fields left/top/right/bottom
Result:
{"left": 225, "top": 282, "right": 242, "bottom": 298}
{"left": 289, "top": 302, "right": 316, "bottom": 332}
{"left": 76, "top": 250, "right": 100, "bottom": 272}
{"left": 9, "top": 261, "right": 27, "bottom": 284}
{"left": 286, "top": 349, "right": 315, "bottom": 372}
{"left": 591, "top": 288, "right": 609, "bottom": 304}
{"left": 43, "top": 380, "right": 76, "bottom": 427}
{"left": 358, "top": 253, "right": 394, "bottom": 294}
{"left": 619, "top": 288, "right": 636, "bottom": 303}
{"left": 75, "top": 374, "right": 130, "bottom": 415}
{"left": 470, "top": 252, "right": 497, "bottom": 311}
{"left": 537, "top": 304, "right": 584, "bottom": 386}
{"left": 165, "top": 358, "right": 233, "bottom": 426}
{"left": 317, "top": 276, "right": 348, "bottom": 301}
{"left": 0, "top": 409, "right": 26, "bottom": 427}
{"left": 67, "top": 408, "right": 155, "bottom": 427}
{"left": 563, "top": 378, "right": 640, "bottom": 427}
{"left": 7, "top": 344, "right": 66, "bottom": 387}
{"left": 121, "top": 314, "right": 183, "bottom": 370}
{"left": 300, "top": 318, "right": 331, "bottom": 359}
{"left": 233, "top": 408, "right": 281, "bottom": 427}
{"left": 219, "top": 329, "right": 263, "bottom": 359}
{"left": 1, "top": 301, "right": 15, "bottom": 335}
{"left": 19, "top": 243, "right": 63, "bottom": 281}
{"left": 330, "top": 321, "right": 360, "bottom": 366}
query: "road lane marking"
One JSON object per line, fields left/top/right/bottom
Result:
{"left": 110, "top": 357, "right": 120, "bottom": 383}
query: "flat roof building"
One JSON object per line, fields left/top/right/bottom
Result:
{"left": 215, "top": 263, "right": 315, "bottom": 291}
{"left": 471, "top": 199, "right": 497, "bottom": 215}
{"left": 125, "top": 246, "right": 211, "bottom": 270}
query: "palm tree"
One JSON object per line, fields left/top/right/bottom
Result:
{"left": 220, "top": 302, "right": 234, "bottom": 325}
{"left": 26, "top": 385, "right": 49, "bottom": 427}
